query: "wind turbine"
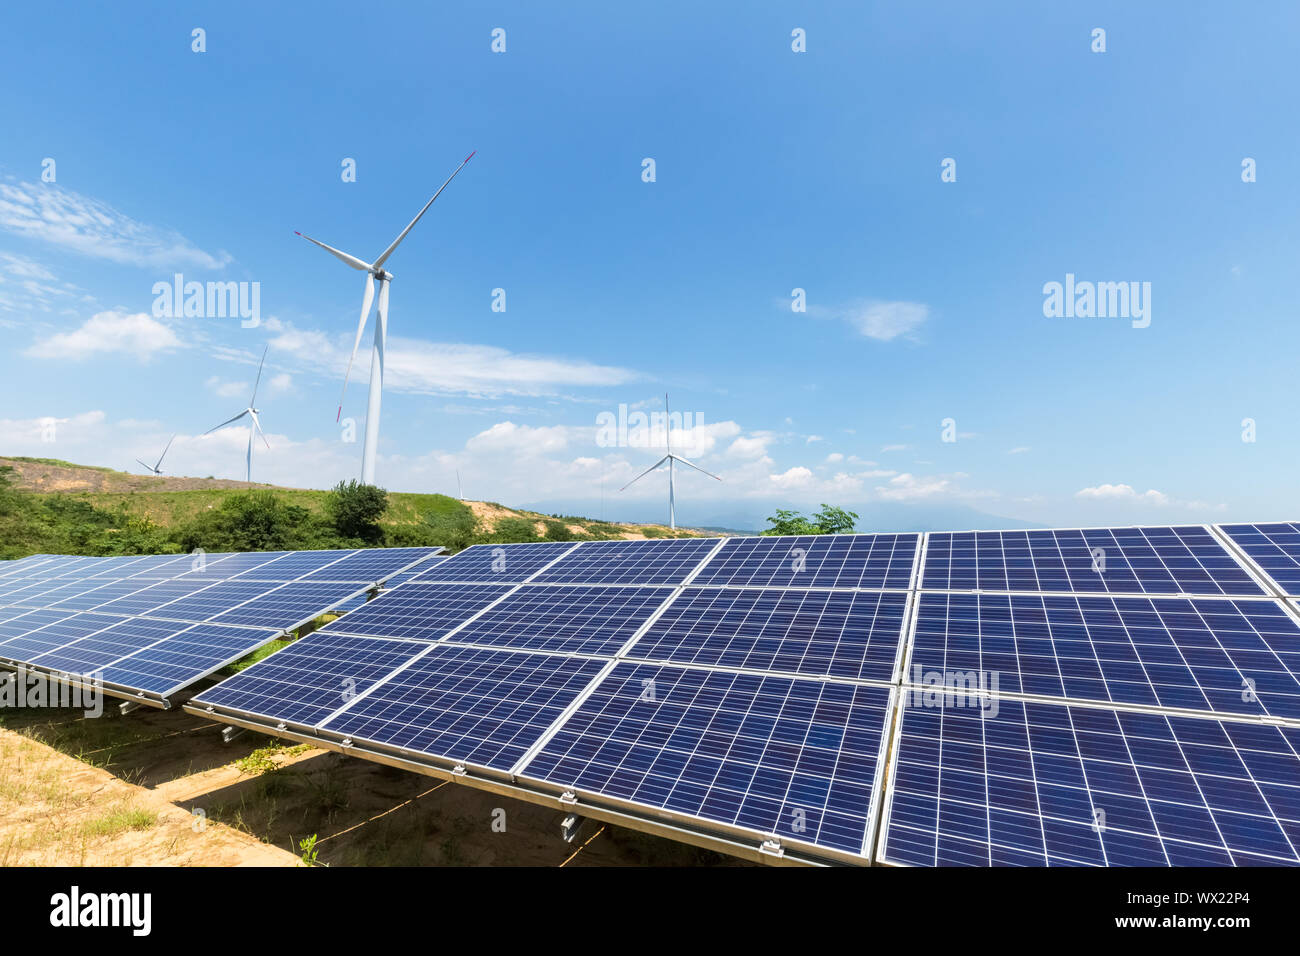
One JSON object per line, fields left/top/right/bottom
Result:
{"left": 296, "top": 151, "right": 476, "bottom": 486}
{"left": 620, "top": 394, "right": 721, "bottom": 530}
{"left": 135, "top": 435, "right": 175, "bottom": 475}
{"left": 204, "top": 346, "right": 271, "bottom": 483}
{"left": 456, "top": 469, "right": 464, "bottom": 501}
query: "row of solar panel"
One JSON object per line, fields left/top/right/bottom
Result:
{"left": 185, "top": 529, "right": 1300, "bottom": 865}
{"left": 391, "top": 524, "right": 1300, "bottom": 598}
{"left": 0, "top": 547, "right": 445, "bottom": 702}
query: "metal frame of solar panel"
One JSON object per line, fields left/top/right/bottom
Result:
{"left": 875, "top": 522, "right": 1300, "bottom": 868}
{"left": 0, "top": 546, "right": 444, "bottom": 709}
{"left": 186, "top": 533, "right": 921, "bottom": 865}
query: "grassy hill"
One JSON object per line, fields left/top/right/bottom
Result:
{"left": 0, "top": 457, "right": 710, "bottom": 560}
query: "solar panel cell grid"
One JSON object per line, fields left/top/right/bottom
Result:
{"left": 208, "top": 581, "right": 369, "bottom": 629}
{"left": 530, "top": 538, "right": 721, "bottom": 586}
{"left": 409, "top": 542, "right": 576, "bottom": 583}
{"left": 139, "top": 581, "right": 282, "bottom": 623}
{"left": 520, "top": 662, "right": 894, "bottom": 857}
{"left": 1219, "top": 522, "right": 1300, "bottom": 597}
{"left": 922, "top": 526, "right": 1264, "bottom": 596}
{"left": 0, "top": 612, "right": 126, "bottom": 661}
{"left": 299, "top": 547, "right": 443, "bottom": 582}
{"left": 321, "top": 645, "right": 609, "bottom": 773}
{"left": 28, "top": 618, "right": 188, "bottom": 676}
{"left": 191, "top": 631, "right": 429, "bottom": 726}
{"left": 626, "top": 587, "right": 908, "bottom": 682}
{"left": 909, "top": 593, "right": 1300, "bottom": 721}
{"left": 880, "top": 697, "right": 1300, "bottom": 866}
{"left": 444, "top": 585, "right": 675, "bottom": 656}
{"left": 319, "top": 582, "right": 513, "bottom": 642}
{"left": 100, "top": 623, "right": 285, "bottom": 696}
{"left": 690, "top": 534, "right": 919, "bottom": 590}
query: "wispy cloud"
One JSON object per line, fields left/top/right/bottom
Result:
{"left": 268, "top": 321, "right": 639, "bottom": 399}
{"left": 0, "top": 179, "right": 230, "bottom": 269}
{"left": 807, "top": 298, "right": 930, "bottom": 342}
{"left": 24, "top": 310, "right": 183, "bottom": 360}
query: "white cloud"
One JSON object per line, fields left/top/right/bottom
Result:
{"left": 267, "top": 373, "right": 293, "bottom": 395}
{"left": 1008, "top": 446, "right": 1030, "bottom": 455}
{"left": 881, "top": 443, "right": 909, "bottom": 452}
{"left": 844, "top": 301, "right": 929, "bottom": 341}
{"left": 726, "top": 434, "right": 773, "bottom": 459}
{"left": 205, "top": 376, "right": 250, "bottom": 400}
{"left": 770, "top": 466, "right": 814, "bottom": 489}
{"left": 826, "top": 452, "right": 844, "bottom": 463}
{"left": 1075, "top": 483, "right": 1170, "bottom": 505}
{"left": 466, "top": 421, "right": 577, "bottom": 457}
{"left": 0, "top": 180, "right": 230, "bottom": 269}
{"left": 269, "top": 323, "right": 637, "bottom": 399}
{"left": 24, "top": 311, "right": 183, "bottom": 360}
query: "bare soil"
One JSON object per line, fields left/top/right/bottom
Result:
{"left": 0, "top": 704, "right": 748, "bottom": 867}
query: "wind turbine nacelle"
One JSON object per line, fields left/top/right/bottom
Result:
{"left": 372, "top": 268, "right": 393, "bottom": 281}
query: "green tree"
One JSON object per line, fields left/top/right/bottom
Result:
{"left": 176, "top": 491, "right": 316, "bottom": 552}
{"left": 326, "top": 480, "right": 388, "bottom": 543}
{"left": 421, "top": 507, "right": 480, "bottom": 551}
{"left": 760, "top": 504, "right": 859, "bottom": 536}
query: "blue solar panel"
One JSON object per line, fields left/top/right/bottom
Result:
{"left": 299, "top": 546, "right": 443, "bottom": 582}
{"left": 87, "top": 581, "right": 216, "bottom": 617}
{"left": 320, "top": 582, "right": 514, "bottom": 642}
{"left": 98, "top": 623, "right": 284, "bottom": 696}
{"left": 520, "top": 663, "right": 894, "bottom": 858}
{"left": 28, "top": 617, "right": 191, "bottom": 675}
{"left": 170, "top": 551, "right": 293, "bottom": 580}
{"left": 321, "top": 645, "right": 608, "bottom": 773}
{"left": 0, "top": 608, "right": 76, "bottom": 642}
{"left": 191, "top": 631, "right": 430, "bottom": 725}
{"left": 626, "top": 587, "right": 908, "bottom": 682}
{"left": 0, "top": 612, "right": 126, "bottom": 661}
{"left": 909, "top": 593, "right": 1300, "bottom": 721}
{"left": 7, "top": 578, "right": 126, "bottom": 609}
{"left": 691, "top": 534, "right": 919, "bottom": 591}
{"left": 445, "top": 585, "right": 675, "bottom": 656}
{"left": 139, "top": 581, "right": 282, "bottom": 623}
{"left": 208, "top": 581, "right": 370, "bottom": 629}
{"left": 410, "top": 541, "right": 577, "bottom": 583}
{"left": 922, "top": 526, "right": 1265, "bottom": 596}
{"left": 531, "top": 538, "right": 721, "bottom": 586}
{"left": 1219, "top": 522, "right": 1300, "bottom": 597}
{"left": 879, "top": 696, "right": 1300, "bottom": 866}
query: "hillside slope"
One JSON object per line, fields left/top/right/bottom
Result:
{"left": 0, "top": 456, "right": 710, "bottom": 544}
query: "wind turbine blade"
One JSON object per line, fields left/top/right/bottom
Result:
{"left": 372, "top": 151, "right": 476, "bottom": 269}
{"left": 249, "top": 345, "right": 268, "bottom": 407}
{"left": 619, "top": 455, "right": 670, "bottom": 492}
{"left": 250, "top": 411, "right": 272, "bottom": 451}
{"left": 295, "top": 232, "right": 371, "bottom": 271}
{"left": 204, "top": 410, "right": 250, "bottom": 434}
{"left": 669, "top": 454, "right": 722, "bottom": 481}
{"left": 337, "top": 274, "right": 376, "bottom": 421}
{"left": 664, "top": 392, "right": 671, "bottom": 456}
{"left": 154, "top": 434, "right": 176, "bottom": 470}
{"left": 135, "top": 459, "right": 153, "bottom": 471}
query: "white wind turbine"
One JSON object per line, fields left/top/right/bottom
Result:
{"left": 296, "top": 151, "right": 476, "bottom": 485}
{"left": 135, "top": 435, "right": 175, "bottom": 475}
{"left": 204, "top": 346, "right": 272, "bottom": 483}
{"left": 620, "top": 394, "right": 721, "bottom": 530}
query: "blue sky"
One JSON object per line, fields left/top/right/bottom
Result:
{"left": 1, "top": 1, "right": 1297, "bottom": 531}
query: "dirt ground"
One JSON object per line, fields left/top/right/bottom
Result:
{"left": 0, "top": 703, "right": 749, "bottom": 867}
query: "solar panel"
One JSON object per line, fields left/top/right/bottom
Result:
{"left": 922, "top": 526, "right": 1265, "bottom": 596}
{"left": 207, "top": 581, "right": 370, "bottom": 629}
{"left": 0, "top": 612, "right": 126, "bottom": 661}
{"left": 319, "top": 582, "right": 514, "bottom": 642}
{"left": 86, "top": 580, "right": 217, "bottom": 617}
{"left": 519, "top": 663, "right": 895, "bottom": 860}
{"left": 625, "top": 587, "right": 909, "bottom": 682}
{"left": 690, "top": 534, "right": 918, "bottom": 591}
{"left": 530, "top": 538, "right": 721, "bottom": 586}
{"left": 878, "top": 696, "right": 1300, "bottom": 866}
{"left": 192, "top": 632, "right": 431, "bottom": 727}
{"left": 1219, "top": 522, "right": 1300, "bottom": 597}
{"left": 908, "top": 592, "right": 1300, "bottom": 721}
{"left": 138, "top": 581, "right": 282, "bottom": 624}
{"left": 0, "top": 608, "right": 76, "bottom": 641}
{"left": 320, "top": 645, "right": 609, "bottom": 773}
{"left": 299, "top": 546, "right": 444, "bottom": 582}
{"left": 327, "top": 556, "right": 451, "bottom": 614}
{"left": 409, "top": 541, "right": 577, "bottom": 584}
{"left": 28, "top": 617, "right": 197, "bottom": 675}
{"left": 444, "top": 585, "right": 676, "bottom": 656}
{"left": 97, "top": 623, "right": 285, "bottom": 697}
